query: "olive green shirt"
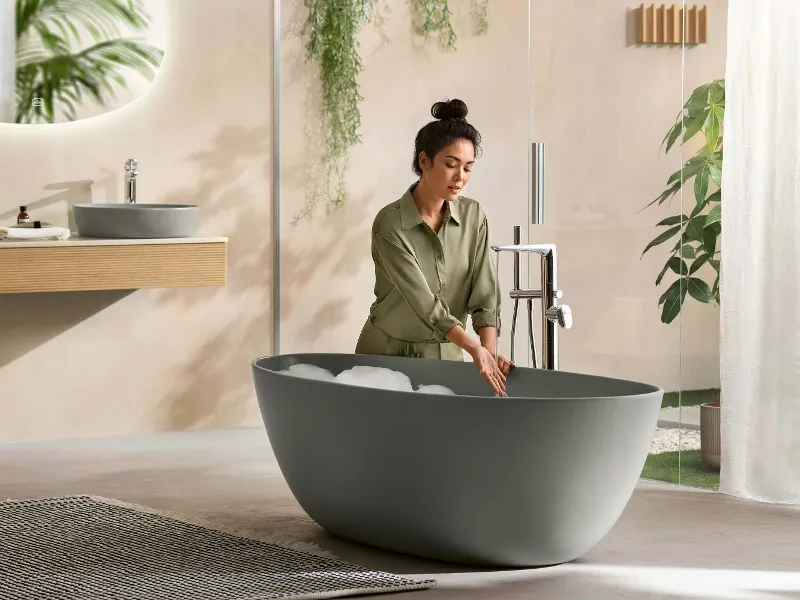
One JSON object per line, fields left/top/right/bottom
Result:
{"left": 355, "top": 184, "right": 502, "bottom": 361}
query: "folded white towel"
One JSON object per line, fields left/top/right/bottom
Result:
{"left": 0, "top": 226, "right": 71, "bottom": 241}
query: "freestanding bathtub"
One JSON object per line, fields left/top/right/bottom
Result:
{"left": 251, "top": 353, "right": 663, "bottom": 567}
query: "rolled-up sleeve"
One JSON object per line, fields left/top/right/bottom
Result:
{"left": 373, "top": 231, "right": 463, "bottom": 341}
{"left": 467, "top": 211, "right": 502, "bottom": 336}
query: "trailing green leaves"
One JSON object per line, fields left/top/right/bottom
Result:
{"left": 303, "top": 0, "right": 490, "bottom": 211}
{"left": 414, "top": 0, "right": 491, "bottom": 50}
{"left": 415, "top": 0, "right": 457, "bottom": 50}
{"left": 304, "top": 0, "right": 374, "bottom": 208}
{"left": 642, "top": 79, "right": 725, "bottom": 323}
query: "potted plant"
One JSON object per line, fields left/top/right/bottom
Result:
{"left": 641, "top": 79, "right": 724, "bottom": 470}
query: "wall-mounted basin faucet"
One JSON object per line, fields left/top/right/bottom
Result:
{"left": 125, "top": 158, "right": 138, "bottom": 203}
{"left": 491, "top": 226, "right": 572, "bottom": 370}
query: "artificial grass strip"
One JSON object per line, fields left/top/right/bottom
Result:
{"left": 642, "top": 450, "right": 720, "bottom": 490}
{"left": 661, "top": 388, "right": 719, "bottom": 409}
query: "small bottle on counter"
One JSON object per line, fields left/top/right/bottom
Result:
{"left": 17, "top": 206, "right": 30, "bottom": 225}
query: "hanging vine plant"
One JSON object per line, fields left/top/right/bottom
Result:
{"left": 303, "top": 0, "right": 374, "bottom": 210}
{"left": 303, "top": 0, "right": 490, "bottom": 211}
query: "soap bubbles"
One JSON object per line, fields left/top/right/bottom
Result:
{"left": 279, "top": 364, "right": 458, "bottom": 395}
{"left": 280, "top": 364, "right": 337, "bottom": 382}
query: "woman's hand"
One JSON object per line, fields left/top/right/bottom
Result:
{"left": 469, "top": 346, "right": 507, "bottom": 396}
{"left": 496, "top": 355, "right": 514, "bottom": 377}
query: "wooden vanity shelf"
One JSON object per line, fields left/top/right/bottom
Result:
{"left": 0, "top": 237, "right": 228, "bottom": 294}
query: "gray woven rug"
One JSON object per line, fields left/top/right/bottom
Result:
{"left": 0, "top": 495, "right": 436, "bottom": 599}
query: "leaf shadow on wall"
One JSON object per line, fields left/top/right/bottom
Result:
{"left": 277, "top": 4, "right": 384, "bottom": 351}
{"left": 150, "top": 125, "right": 272, "bottom": 432}
{"left": 0, "top": 180, "right": 134, "bottom": 369}
{"left": 278, "top": 57, "right": 375, "bottom": 344}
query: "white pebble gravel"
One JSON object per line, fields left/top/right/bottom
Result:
{"left": 649, "top": 428, "right": 701, "bottom": 454}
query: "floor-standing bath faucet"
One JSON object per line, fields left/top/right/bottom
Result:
{"left": 492, "top": 226, "right": 573, "bottom": 370}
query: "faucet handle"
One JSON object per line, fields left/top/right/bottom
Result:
{"left": 546, "top": 305, "right": 572, "bottom": 330}
{"left": 125, "top": 158, "right": 138, "bottom": 176}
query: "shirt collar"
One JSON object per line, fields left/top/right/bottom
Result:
{"left": 399, "top": 184, "right": 462, "bottom": 230}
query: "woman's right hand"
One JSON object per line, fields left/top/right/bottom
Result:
{"left": 469, "top": 346, "right": 507, "bottom": 396}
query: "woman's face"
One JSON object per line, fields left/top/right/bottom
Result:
{"left": 419, "top": 139, "right": 475, "bottom": 201}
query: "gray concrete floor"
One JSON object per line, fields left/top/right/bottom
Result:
{"left": 1, "top": 427, "right": 799, "bottom": 599}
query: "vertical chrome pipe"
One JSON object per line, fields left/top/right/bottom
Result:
{"left": 541, "top": 249, "right": 558, "bottom": 370}
{"left": 532, "top": 142, "right": 545, "bottom": 225}
{"left": 513, "top": 225, "right": 521, "bottom": 289}
{"left": 527, "top": 298, "right": 538, "bottom": 368}
{"left": 509, "top": 225, "right": 521, "bottom": 364}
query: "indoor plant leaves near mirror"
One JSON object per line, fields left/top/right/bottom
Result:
{"left": 13, "top": 0, "right": 163, "bottom": 124}
{"left": 640, "top": 79, "right": 725, "bottom": 471}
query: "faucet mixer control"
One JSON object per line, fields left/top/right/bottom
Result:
{"left": 546, "top": 304, "right": 572, "bottom": 330}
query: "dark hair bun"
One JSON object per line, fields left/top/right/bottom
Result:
{"left": 431, "top": 99, "right": 468, "bottom": 121}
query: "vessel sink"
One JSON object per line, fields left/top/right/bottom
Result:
{"left": 72, "top": 204, "right": 200, "bottom": 239}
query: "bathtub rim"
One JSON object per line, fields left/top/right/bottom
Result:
{"left": 251, "top": 353, "right": 663, "bottom": 402}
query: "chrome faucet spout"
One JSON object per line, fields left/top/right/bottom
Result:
{"left": 492, "top": 229, "right": 572, "bottom": 370}
{"left": 490, "top": 243, "right": 556, "bottom": 256}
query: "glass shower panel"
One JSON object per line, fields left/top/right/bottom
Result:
{"left": 676, "top": 0, "right": 727, "bottom": 490}
{"left": 530, "top": 0, "right": 686, "bottom": 484}
{"left": 277, "top": 1, "right": 532, "bottom": 364}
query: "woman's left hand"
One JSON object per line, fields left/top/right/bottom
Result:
{"left": 496, "top": 355, "right": 514, "bottom": 377}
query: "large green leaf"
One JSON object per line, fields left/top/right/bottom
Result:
{"left": 643, "top": 225, "right": 681, "bottom": 257}
{"left": 663, "top": 119, "right": 683, "bottom": 154}
{"left": 672, "top": 240, "right": 697, "bottom": 258}
{"left": 657, "top": 215, "right": 687, "bottom": 227}
{"left": 704, "top": 107, "right": 721, "bottom": 152}
{"left": 667, "top": 155, "right": 705, "bottom": 186}
{"left": 705, "top": 204, "right": 721, "bottom": 228}
{"left": 683, "top": 217, "right": 706, "bottom": 244}
{"left": 659, "top": 279, "right": 686, "bottom": 324}
{"left": 683, "top": 109, "right": 709, "bottom": 143}
{"left": 694, "top": 163, "right": 710, "bottom": 205}
{"left": 703, "top": 223, "right": 720, "bottom": 255}
{"left": 687, "top": 277, "right": 715, "bottom": 304}
{"left": 669, "top": 257, "right": 688, "bottom": 276}
{"left": 689, "top": 254, "right": 710, "bottom": 275}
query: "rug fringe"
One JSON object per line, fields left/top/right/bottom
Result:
{"left": 87, "top": 494, "right": 340, "bottom": 561}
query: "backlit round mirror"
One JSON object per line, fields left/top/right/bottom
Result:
{"left": 0, "top": 0, "right": 166, "bottom": 125}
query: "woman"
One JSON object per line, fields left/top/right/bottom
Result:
{"left": 355, "top": 98, "right": 513, "bottom": 396}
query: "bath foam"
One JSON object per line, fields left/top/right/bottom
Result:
{"left": 280, "top": 364, "right": 458, "bottom": 395}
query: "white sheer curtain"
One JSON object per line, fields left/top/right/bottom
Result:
{"left": 0, "top": 0, "right": 14, "bottom": 123}
{"left": 720, "top": 0, "right": 800, "bottom": 503}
